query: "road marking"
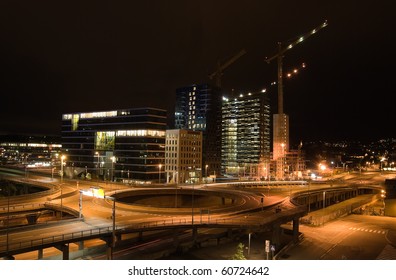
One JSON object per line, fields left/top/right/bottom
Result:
{"left": 349, "top": 227, "right": 385, "bottom": 234}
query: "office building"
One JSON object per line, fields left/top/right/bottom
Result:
{"left": 61, "top": 107, "right": 166, "bottom": 183}
{"left": 0, "top": 135, "right": 61, "bottom": 166}
{"left": 175, "top": 83, "right": 222, "bottom": 178}
{"left": 221, "top": 91, "right": 271, "bottom": 178}
{"left": 165, "top": 129, "right": 202, "bottom": 184}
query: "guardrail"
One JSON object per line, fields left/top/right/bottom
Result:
{"left": 0, "top": 205, "right": 307, "bottom": 257}
{"left": 0, "top": 203, "right": 46, "bottom": 213}
{"left": 0, "top": 226, "right": 114, "bottom": 255}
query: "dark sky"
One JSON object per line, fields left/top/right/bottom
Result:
{"left": 0, "top": 1, "right": 395, "bottom": 145}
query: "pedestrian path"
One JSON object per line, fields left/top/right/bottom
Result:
{"left": 348, "top": 227, "right": 386, "bottom": 235}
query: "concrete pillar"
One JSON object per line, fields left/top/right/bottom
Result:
{"left": 38, "top": 248, "right": 43, "bottom": 259}
{"left": 272, "top": 224, "right": 281, "bottom": 250}
{"left": 292, "top": 217, "right": 299, "bottom": 243}
{"left": 227, "top": 228, "right": 233, "bottom": 238}
{"left": 192, "top": 227, "right": 198, "bottom": 242}
{"left": 26, "top": 214, "right": 39, "bottom": 225}
{"left": 173, "top": 229, "right": 179, "bottom": 246}
{"left": 57, "top": 244, "right": 69, "bottom": 260}
{"left": 78, "top": 241, "right": 84, "bottom": 250}
{"left": 106, "top": 245, "right": 114, "bottom": 260}
{"left": 116, "top": 233, "right": 122, "bottom": 242}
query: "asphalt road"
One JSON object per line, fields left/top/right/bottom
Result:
{"left": 279, "top": 215, "right": 396, "bottom": 260}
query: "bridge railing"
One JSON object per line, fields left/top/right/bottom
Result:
{"left": 0, "top": 206, "right": 306, "bottom": 256}
{"left": 0, "top": 226, "right": 114, "bottom": 254}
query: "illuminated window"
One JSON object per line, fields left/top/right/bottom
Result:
{"left": 72, "top": 114, "right": 79, "bottom": 131}
{"left": 95, "top": 131, "right": 115, "bottom": 151}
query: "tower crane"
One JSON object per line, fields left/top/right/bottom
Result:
{"left": 209, "top": 48, "right": 247, "bottom": 88}
{"left": 265, "top": 20, "right": 328, "bottom": 114}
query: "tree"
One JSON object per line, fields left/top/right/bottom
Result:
{"left": 231, "top": 243, "right": 246, "bottom": 260}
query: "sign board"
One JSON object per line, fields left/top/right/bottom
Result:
{"left": 81, "top": 187, "right": 105, "bottom": 199}
{"left": 265, "top": 240, "right": 270, "bottom": 253}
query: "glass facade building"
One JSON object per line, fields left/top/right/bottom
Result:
{"left": 61, "top": 107, "right": 166, "bottom": 182}
{"left": 221, "top": 91, "right": 271, "bottom": 178}
{"left": 175, "top": 84, "right": 222, "bottom": 177}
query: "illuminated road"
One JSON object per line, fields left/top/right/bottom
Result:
{"left": 279, "top": 215, "right": 396, "bottom": 260}
{"left": 1, "top": 167, "right": 394, "bottom": 259}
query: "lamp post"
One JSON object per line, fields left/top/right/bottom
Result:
{"left": 307, "top": 182, "right": 311, "bottom": 213}
{"left": 191, "top": 167, "right": 195, "bottom": 226}
{"left": 205, "top": 164, "right": 208, "bottom": 183}
{"left": 111, "top": 156, "right": 116, "bottom": 182}
{"left": 51, "top": 167, "right": 55, "bottom": 181}
{"left": 60, "top": 155, "right": 66, "bottom": 220}
{"left": 61, "top": 155, "right": 65, "bottom": 183}
{"left": 248, "top": 232, "right": 252, "bottom": 256}
{"left": 95, "top": 151, "right": 100, "bottom": 178}
{"left": 158, "top": 164, "right": 162, "bottom": 183}
{"left": 323, "top": 191, "right": 326, "bottom": 209}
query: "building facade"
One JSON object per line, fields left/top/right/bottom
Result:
{"left": 61, "top": 107, "right": 166, "bottom": 183}
{"left": 273, "top": 113, "right": 290, "bottom": 179}
{"left": 175, "top": 84, "right": 222, "bottom": 178}
{"left": 165, "top": 129, "right": 202, "bottom": 184}
{"left": 0, "top": 135, "right": 61, "bottom": 167}
{"left": 221, "top": 91, "right": 271, "bottom": 179}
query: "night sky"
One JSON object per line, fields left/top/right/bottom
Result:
{"left": 0, "top": 1, "right": 395, "bottom": 145}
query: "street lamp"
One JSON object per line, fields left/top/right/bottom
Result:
{"left": 60, "top": 155, "right": 66, "bottom": 219}
{"left": 51, "top": 167, "right": 55, "bottom": 181}
{"left": 190, "top": 167, "right": 195, "bottom": 226}
{"left": 205, "top": 164, "right": 208, "bottom": 182}
{"left": 95, "top": 151, "right": 100, "bottom": 178}
{"left": 60, "top": 155, "right": 66, "bottom": 183}
{"left": 158, "top": 164, "right": 162, "bottom": 183}
{"left": 111, "top": 156, "right": 116, "bottom": 182}
{"left": 248, "top": 232, "right": 252, "bottom": 256}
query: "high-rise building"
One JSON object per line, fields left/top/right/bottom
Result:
{"left": 273, "top": 113, "right": 289, "bottom": 179}
{"left": 175, "top": 84, "right": 222, "bottom": 178}
{"left": 61, "top": 107, "right": 166, "bottom": 183}
{"left": 165, "top": 129, "right": 202, "bottom": 184}
{"left": 221, "top": 91, "right": 271, "bottom": 178}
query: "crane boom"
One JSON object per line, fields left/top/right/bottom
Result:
{"left": 265, "top": 20, "right": 328, "bottom": 114}
{"left": 265, "top": 20, "right": 328, "bottom": 63}
{"left": 209, "top": 48, "right": 247, "bottom": 87}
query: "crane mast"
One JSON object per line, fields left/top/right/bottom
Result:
{"left": 266, "top": 20, "right": 328, "bottom": 180}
